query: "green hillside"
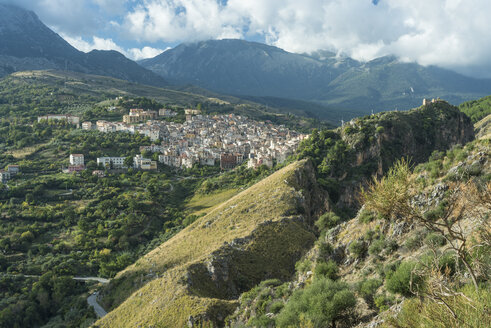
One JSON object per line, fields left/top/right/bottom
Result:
{"left": 97, "top": 159, "right": 327, "bottom": 327}
{"left": 0, "top": 70, "right": 331, "bottom": 130}
{"left": 459, "top": 94, "right": 491, "bottom": 123}
{"left": 94, "top": 100, "right": 482, "bottom": 327}
{"left": 230, "top": 136, "right": 490, "bottom": 328}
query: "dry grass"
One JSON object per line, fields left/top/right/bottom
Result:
{"left": 6, "top": 143, "right": 48, "bottom": 159}
{"left": 185, "top": 188, "right": 240, "bottom": 216}
{"left": 97, "top": 160, "right": 317, "bottom": 327}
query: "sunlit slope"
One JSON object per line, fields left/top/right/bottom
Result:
{"left": 97, "top": 159, "right": 327, "bottom": 327}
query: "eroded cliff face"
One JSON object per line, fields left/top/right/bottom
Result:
{"left": 336, "top": 101, "right": 474, "bottom": 208}
{"left": 97, "top": 160, "right": 329, "bottom": 327}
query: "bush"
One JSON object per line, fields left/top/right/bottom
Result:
{"left": 438, "top": 253, "right": 457, "bottom": 275}
{"left": 424, "top": 233, "right": 446, "bottom": 247}
{"left": 387, "top": 285, "right": 491, "bottom": 328}
{"left": 348, "top": 240, "right": 367, "bottom": 259}
{"left": 295, "top": 259, "right": 312, "bottom": 274}
{"left": 384, "top": 239, "right": 399, "bottom": 254}
{"left": 270, "top": 301, "right": 284, "bottom": 314}
{"left": 315, "top": 212, "right": 341, "bottom": 232}
{"left": 318, "top": 241, "right": 333, "bottom": 259}
{"left": 404, "top": 235, "right": 422, "bottom": 250}
{"left": 368, "top": 239, "right": 386, "bottom": 257}
{"left": 248, "top": 315, "right": 274, "bottom": 328}
{"left": 314, "top": 260, "right": 338, "bottom": 280}
{"left": 358, "top": 209, "right": 377, "bottom": 224}
{"left": 386, "top": 261, "right": 423, "bottom": 296}
{"left": 276, "top": 277, "right": 356, "bottom": 328}
{"left": 374, "top": 293, "right": 394, "bottom": 312}
{"left": 357, "top": 279, "right": 382, "bottom": 304}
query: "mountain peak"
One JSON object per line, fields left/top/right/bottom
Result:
{"left": 0, "top": 4, "right": 167, "bottom": 86}
{"left": 0, "top": 3, "right": 40, "bottom": 33}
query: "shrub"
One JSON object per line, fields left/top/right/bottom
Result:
{"left": 315, "top": 212, "right": 341, "bottom": 232}
{"left": 424, "top": 233, "right": 446, "bottom": 247}
{"left": 374, "top": 293, "right": 394, "bottom": 312}
{"left": 357, "top": 279, "right": 382, "bottom": 304}
{"left": 270, "top": 301, "right": 284, "bottom": 314}
{"left": 314, "top": 260, "right": 338, "bottom": 280}
{"left": 386, "top": 261, "right": 423, "bottom": 296}
{"left": 404, "top": 235, "right": 422, "bottom": 250}
{"left": 248, "top": 315, "right": 274, "bottom": 328}
{"left": 387, "top": 285, "right": 491, "bottom": 328}
{"left": 368, "top": 239, "right": 386, "bottom": 257}
{"left": 260, "top": 279, "right": 282, "bottom": 288}
{"left": 438, "top": 253, "right": 457, "bottom": 276}
{"left": 358, "top": 209, "right": 377, "bottom": 224}
{"left": 276, "top": 277, "right": 356, "bottom": 328}
{"left": 318, "top": 241, "right": 333, "bottom": 259}
{"left": 349, "top": 240, "right": 367, "bottom": 259}
{"left": 376, "top": 126, "right": 385, "bottom": 133}
{"left": 295, "top": 259, "right": 312, "bottom": 274}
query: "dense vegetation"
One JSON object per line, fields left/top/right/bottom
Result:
{"left": 229, "top": 136, "right": 489, "bottom": 328}
{"left": 0, "top": 68, "right": 487, "bottom": 327}
{"left": 459, "top": 94, "right": 491, "bottom": 123}
{"left": 296, "top": 101, "right": 474, "bottom": 214}
{"left": 0, "top": 71, "right": 298, "bottom": 327}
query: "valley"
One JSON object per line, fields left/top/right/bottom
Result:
{"left": 0, "top": 3, "right": 490, "bottom": 327}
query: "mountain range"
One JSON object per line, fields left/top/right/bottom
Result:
{"left": 0, "top": 4, "right": 166, "bottom": 87}
{"left": 1, "top": 3, "right": 491, "bottom": 120}
{"left": 140, "top": 39, "right": 491, "bottom": 116}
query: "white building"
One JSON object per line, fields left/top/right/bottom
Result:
{"left": 82, "top": 122, "right": 93, "bottom": 130}
{"left": 69, "top": 154, "right": 84, "bottom": 166}
{"left": 0, "top": 170, "right": 11, "bottom": 183}
{"left": 133, "top": 155, "right": 157, "bottom": 170}
{"left": 97, "top": 157, "right": 126, "bottom": 169}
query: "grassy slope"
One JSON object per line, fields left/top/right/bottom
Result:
{"left": 9, "top": 70, "right": 213, "bottom": 106}
{"left": 2, "top": 70, "right": 333, "bottom": 129}
{"left": 475, "top": 114, "right": 491, "bottom": 139}
{"left": 185, "top": 188, "right": 241, "bottom": 216}
{"left": 97, "top": 160, "right": 324, "bottom": 327}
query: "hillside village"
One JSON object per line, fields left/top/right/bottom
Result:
{"left": 36, "top": 106, "right": 307, "bottom": 175}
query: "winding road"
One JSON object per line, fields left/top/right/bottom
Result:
{"left": 1, "top": 274, "right": 110, "bottom": 318}
{"left": 87, "top": 291, "right": 108, "bottom": 318}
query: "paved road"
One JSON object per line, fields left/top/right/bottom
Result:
{"left": 73, "top": 276, "right": 110, "bottom": 284}
{"left": 87, "top": 291, "right": 107, "bottom": 318}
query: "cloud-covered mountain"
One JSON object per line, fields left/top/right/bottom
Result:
{"left": 140, "top": 39, "right": 356, "bottom": 100}
{"left": 0, "top": 4, "right": 166, "bottom": 87}
{"left": 140, "top": 39, "right": 491, "bottom": 116}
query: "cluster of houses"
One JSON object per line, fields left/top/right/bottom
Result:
{"left": 139, "top": 113, "right": 307, "bottom": 170}
{"left": 81, "top": 107, "right": 176, "bottom": 141}
{"left": 41, "top": 107, "right": 306, "bottom": 174}
{"left": 78, "top": 108, "right": 306, "bottom": 171}
{"left": 65, "top": 153, "right": 158, "bottom": 174}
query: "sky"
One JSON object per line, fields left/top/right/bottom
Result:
{"left": 2, "top": 0, "right": 491, "bottom": 78}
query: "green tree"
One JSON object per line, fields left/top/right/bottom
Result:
{"left": 124, "top": 156, "right": 134, "bottom": 168}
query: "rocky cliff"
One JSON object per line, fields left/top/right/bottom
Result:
{"left": 304, "top": 100, "right": 475, "bottom": 209}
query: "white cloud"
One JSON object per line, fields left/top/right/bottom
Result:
{"left": 4, "top": 0, "right": 491, "bottom": 77}
{"left": 120, "top": 0, "right": 491, "bottom": 78}
{"left": 61, "top": 33, "right": 165, "bottom": 60}
{"left": 128, "top": 46, "right": 168, "bottom": 60}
